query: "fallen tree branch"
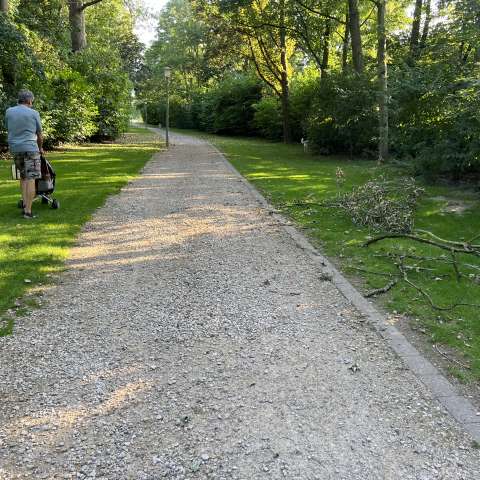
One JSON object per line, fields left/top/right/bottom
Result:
{"left": 464, "top": 263, "right": 480, "bottom": 273}
{"left": 451, "top": 250, "right": 461, "bottom": 281}
{"left": 403, "top": 265, "right": 435, "bottom": 272}
{"left": 365, "top": 279, "right": 399, "bottom": 297}
{"left": 373, "top": 252, "right": 480, "bottom": 273}
{"left": 364, "top": 233, "right": 480, "bottom": 256}
{"left": 467, "top": 232, "right": 480, "bottom": 244}
{"left": 349, "top": 266, "right": 393, "bottom": 277}
{"left": 282, "top": 200, "right": 323, "bottom": 208}
{"left": 396, "top": 261, "right": 480, "bottom": 311}
{"left": 433, "top": 344, "right": 471, "bottom": 370}
{"left": 416, "top": 229, "right": 480, "bottom": 249}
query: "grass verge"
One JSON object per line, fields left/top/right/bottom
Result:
{"left": 0, "top": 127, "right": 162, "bottom": 335}
{"left": 177, "top": 129, "right": 480, "bottom": 382}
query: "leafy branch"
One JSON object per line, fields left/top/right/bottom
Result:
{"left": 364, "top": 232, "right": 480, "bottom": 257}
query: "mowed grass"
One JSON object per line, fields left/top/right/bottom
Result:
{"left": 178, "top": 130, "right": 480, "bottom": 382}
{"left": 0, "top": 128, "right": 162, "bottom": 334}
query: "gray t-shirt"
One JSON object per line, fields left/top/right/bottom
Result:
{"left": 4, "top": 104, "right": 42, "bottom": 153}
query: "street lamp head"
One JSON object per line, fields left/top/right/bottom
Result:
{"left": 164, "top": 66, "right": 171, "bottom": 79}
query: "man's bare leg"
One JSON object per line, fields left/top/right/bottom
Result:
{"left": 20, "top": 179, "right": 36, "bottom": 215}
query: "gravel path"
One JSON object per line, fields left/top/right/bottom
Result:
{"left": 1, "top": 131, "right": 479, "bottom": 480}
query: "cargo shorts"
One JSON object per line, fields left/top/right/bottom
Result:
{"left": 13, "top": 152, "right": 41, "bottom": 180}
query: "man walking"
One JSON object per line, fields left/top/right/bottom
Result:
{"left": 5, "top": 89, "right": 43, "bottom": 219}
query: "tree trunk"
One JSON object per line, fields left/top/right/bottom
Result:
{"left": 419, "top": 0, "right": 431, "bottom": 49}
{"left": 279, "top": 0, "right": 291, "bottom": 143}
{"left": 377, "top": 0, "right": 388, "bottom": 162}
{"left": 0, "top": 0, "right": 8, "bottom": 13}
{"left": 348, "top": 0, "right": 364, "bottom": 74}
{"left": 409, "top": 0, "right": 423, "bottom": 55}
{"left": 461, "top": 44, "right": 473, "bottom": 64}
{"left": 321, "top": 21, "right": 331, "bottom": 79}
{"left": 68, "top": 1, "right": 104, "bottom": 52}
{"left": 69, "top": 1, "right": 87, "bottom": 51}
{"left": 342, "top": 11, "right": 350, "bottom": 73}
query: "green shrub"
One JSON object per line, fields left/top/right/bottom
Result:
{"left": 253, "top": 96, "right": 283, "bottom": 140}
{"left": 1, "top": 16, "right": 98, "bottom": 148}
{"left": 71, "top": 46, "right": 132, "bottom": 140}
{"left": 143, "top": 95, "right": 194, "bottom": 129}
{"left": 390, "top": 63, "right": 480, "bottom": 179}
{"left": 43, "top": 69, "right": 98, "bottom": 147}
{"left": 289, "top": 71, "right": 319, "bottom": 142}
{"left": 195, "top": 74, "right": 262, "bottom": 135}
{"left": 0, "top": 15, "right": 37, "bottom": 146}
{"left": 305, "top": 73, "right": 377, "bottom": 156}
{"left": 211, "top": 72, "right": 318, "bottom": 143}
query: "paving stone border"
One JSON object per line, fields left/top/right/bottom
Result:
{"left": 200, "top": 138, "right": 480, "bottom": 444}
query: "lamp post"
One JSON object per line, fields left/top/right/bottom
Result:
{"left": 164, "top": 66, "right": 171, "bottom": 148}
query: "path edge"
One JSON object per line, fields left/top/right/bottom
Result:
{"left": 205, "top": 141, "right": 480, "bottom": 443}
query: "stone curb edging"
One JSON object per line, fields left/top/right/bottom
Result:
{"left": 208, "top": 141, "right": 480, "bottom": 444}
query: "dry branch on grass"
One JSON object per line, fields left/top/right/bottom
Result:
{"left": 364, "top": 231, "right": 480, "bottom": 256}
{"left": 363, "top": 230, "right": 480, "bottom": 311}
{"left": 365, "top": 279, "right": 398, "bottom": 297}
{"left": 324, "top": 176, "right": 424, "bottom": 233}
{"left": 286, "top": 176, "right": 424, "bottom": 233}
{"left": 290, "top": 176, "right": 480, "bottom": 312}
{"left": 433, "top": 344, "right": 471, "bottom": 370}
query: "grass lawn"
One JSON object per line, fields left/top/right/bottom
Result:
{"left": 177, "top": 129, "right": 480, "bottom": 382}
{"left": 0, "top": 127, "right": 162, "bottom": 335}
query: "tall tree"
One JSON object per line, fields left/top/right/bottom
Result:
{"left": 278, "top": 0, "right": 291, "bottom": 142}
{"left": 147, "top": 0, "right": 211, "bottom": 98}
{"left": 321, "top": 20, "right": 331, "bottom": 78}
{"left": 474, "top": 3, "right": 480, "bottom": 62}
{"left": 292, "top": 0, "right": 351, "bottom": 75}
{"left": 207, "top": 0, "right": 296, "bottom": 142}
{"left": 292, "top": 0, "right": 343, "bottom": 76}
{"left": 376, "top": 0, "right": 388, "bottom": 162}
{"left": 419, "top": 0, "right": 431, "bottom": 49}
{"left": 17, "top": 0, "right": 68, "bottom": 47}
{"left": 342, "top": 9, "right": 350, "bottom": 72}
{"left": 243, "top": 0, "right": 294, "bottom": 142}
{"left": 348, "top": 0, "right": 364, "bottom": 73}
{"left": 68, "top": 0, "right": 104, "bottom": 52}
{"left": 409, "top": 0, "right": 422, "bottom": 55}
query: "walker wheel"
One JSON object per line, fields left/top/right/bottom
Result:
{"left": 41, "top": 196, "right": 49, "bottom": 204}
{"left": 51, "top": 199, "right": 59, "bottom": 210}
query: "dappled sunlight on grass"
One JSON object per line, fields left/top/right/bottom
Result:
{"left": 249, "top": 172, "right": 312, "bottom": 181}
{"left": 0, "top": 128, "right": 162, "bottom": 331}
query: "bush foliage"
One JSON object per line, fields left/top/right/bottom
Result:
{"left": 304, "top": 74, "right": 378, "bottom": 156}
{"left": 390, "top": 63, "right": 480, "bottom": 179}
{"left": 143, "top": 74, "right": 262, "bottom": 136}
{"left": 0, "top": 1, "right": 136, "bottom": 149}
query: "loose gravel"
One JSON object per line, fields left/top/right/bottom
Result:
{"left": 0, "top": 132, "right": 479, "bottom": 479}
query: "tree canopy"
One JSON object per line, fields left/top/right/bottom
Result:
{"left": 0, "top": 0, "right": 142, "bottom": 147}
{"left": 138, "top": 0, "right": 480, "bottom": 179}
